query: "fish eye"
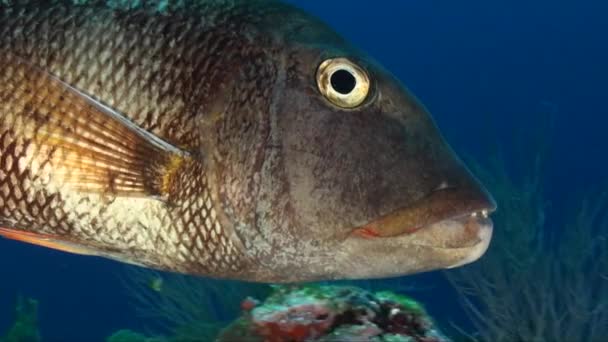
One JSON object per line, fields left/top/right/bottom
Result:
{"left": 317, "top": 58, "right": 370, "bottom": 109}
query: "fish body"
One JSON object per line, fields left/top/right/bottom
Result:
{"left": 0, "top": 0, "right": 496, "bottom": 282}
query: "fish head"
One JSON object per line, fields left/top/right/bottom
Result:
{"left": 211, "top": 4, "right": 497, "bottom": 282}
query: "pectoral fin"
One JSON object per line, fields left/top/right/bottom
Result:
{"left": 4, "top": 54, "right": 190, "bottom": 198}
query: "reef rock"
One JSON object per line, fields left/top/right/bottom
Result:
{"left": 217, "top": 285, "right": 450, "bottom": 342}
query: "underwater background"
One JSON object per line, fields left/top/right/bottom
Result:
{"left": 1, "top": 0, "right": 607, "bottom": 341}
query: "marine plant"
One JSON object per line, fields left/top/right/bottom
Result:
{"left": 445, "top": 113, "right": 608, "bottom": 341}
{"left": 0, "top": 296, "right": 40, "bottom": 342}
{"left": 106, "top": 329, "right": 165, "bottom": 342}
{"left": 120, "top": 267, "right": 271, "bottom": 341}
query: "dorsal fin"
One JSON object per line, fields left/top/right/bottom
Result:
{"left": 3, "top": 53, "right": 190, "bottom": 198}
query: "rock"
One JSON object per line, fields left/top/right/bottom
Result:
{"left": 217, "top": 285, "right": 450, "bottom": 342}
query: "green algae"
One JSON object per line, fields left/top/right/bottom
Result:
{"left": 375, "top": 291, "right": 426, "bottom": 316}
{"left": 1, "top": 296, "right": 40, "bottom": 342}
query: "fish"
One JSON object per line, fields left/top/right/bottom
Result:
{"left": 0, "top": 0, "right": 496, "bottom": 283}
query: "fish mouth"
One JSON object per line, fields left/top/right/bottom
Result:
{"left": 350, "top": 186, "right": 496, "bottom": 253}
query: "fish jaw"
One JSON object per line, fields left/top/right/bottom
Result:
{"left": 331, "top": 211, "right": 495, "bottom": 280}
{"left": 334, "top": 185, "right": 497, "bottom": 279}
{"left": 444, "top": 214, "right": 494, "bottom": 269}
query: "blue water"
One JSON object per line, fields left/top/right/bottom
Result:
{"left": 1, "top": 1, "right": 607, "bottom": 341}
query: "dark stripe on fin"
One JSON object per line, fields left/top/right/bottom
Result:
{"left": 3, "top": 53, "right": 189, "bottom": 198}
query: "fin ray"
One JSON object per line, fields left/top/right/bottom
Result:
{"left": 2, "top": 53, "right": 189, "bottom": 197}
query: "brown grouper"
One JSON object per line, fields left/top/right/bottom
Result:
{"left": 0, "top": 0, "right": 496, "bottom": 282}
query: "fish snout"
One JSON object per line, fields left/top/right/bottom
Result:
{"left": 347, "top": 179, "right": 496, "bottom": 273}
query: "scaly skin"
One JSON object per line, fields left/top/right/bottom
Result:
{"left": 0, "top": 1, "right": 496, "bottom": 282}
{"left": 0, "top": 0, "right": 284, "bottom": 278}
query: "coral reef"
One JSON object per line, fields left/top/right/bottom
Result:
{"left": 112, "top": 281, "right": 448, "bottom": 341}
{"left": 217, "top": 285, "right": 450, "bottom": 342}
{"left": 1, "top": 296, "right": 41, "bottom": 342}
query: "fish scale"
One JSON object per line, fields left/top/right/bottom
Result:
{"left": 0, "top": 0, "right": 277, "bottom": 277}
{"left": 0, "top": 1, "right": 237, "bottom": 148}
{"left": 0, "top": 51, "right": 244, "bottom": 275}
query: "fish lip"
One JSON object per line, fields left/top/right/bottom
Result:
{"left": 351, "top": 207, "right": 495, "bottom": 242}
{"left": 350, "top": 186, "right": 497, "bottom": 240}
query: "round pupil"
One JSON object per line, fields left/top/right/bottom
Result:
{"left": 330, "top": 69, "right": 357, "bottom": 95}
